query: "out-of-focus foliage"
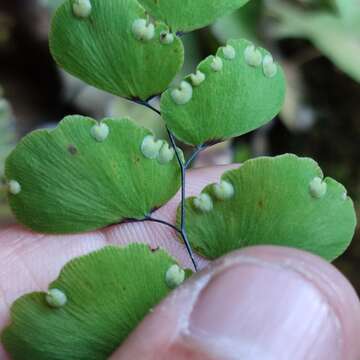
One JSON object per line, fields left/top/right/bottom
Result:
{"left": 212, "top": 0, "right": 263, "bottom": 44}
{"left": 0, "top": 87, "right": 16, "bottom": 217}
{"left": 38, "top": 0, "right": 64, "bottom": 12}
{"left": 233, "top": 143, "right": 252, "bottom": 163}
{"left": 281, "top": 61, "right": 316, "bottom": 132}
{"left": 268, "top": 0, "right": 360, "bottom": 83}
{"left": 214, "top": 0, "right": 360, "bottom": 83}
{"left": 0, "top": 13, "right": 14, "bottom": 45}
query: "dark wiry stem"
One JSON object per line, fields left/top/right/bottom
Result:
{"left": 134, "top": 99, "right": 161, "bottom": 116}
{"left": 166, "top": 128, "right": 199, "bottom": 271}
{"left": 135, "top": 98, "right": 205, "bottom": 272}
{"left": 185, "top": 144, "right": 206, "bottom": 169}
{"left": 138, "top": 216, "right": 182, "bottom": 234}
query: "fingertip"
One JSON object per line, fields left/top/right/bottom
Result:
{"left": 111, "top": 246, "right": 360, "bottom": 360}
{"left": 233, "top": 246, "right": 360, "bottom": 360}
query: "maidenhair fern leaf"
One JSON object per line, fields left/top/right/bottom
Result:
{"left": 180, "top": 154, "right": 356, "bottom": 261}
{"left": 2, "top": 244, "right": 191, "bottom": 359}
{"left": 138, "top": 0, "right": 250, "bottom": 32}
{"left": 5, "top": 116, "right": 180, "bottom": 233}
{"left": 50, "top": 0, "right": 184, "bottom": 100}
{"left": 161, "top": 39, "right": 286, "bottom": 146}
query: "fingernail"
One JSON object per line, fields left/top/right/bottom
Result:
{"left": 186, "top": 260, "right": 342, "bottom": 359}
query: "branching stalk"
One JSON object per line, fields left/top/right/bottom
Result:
{"left": 140, "top": 216, "right": 182, "bottom": 234}
{"left": 185, "top": 144, "right": 206, "bottom": 169}
{"left": 135, "top": 98, "right": 204, "bottom": 271}
{"left": 166, "top": 128, "right": 199, "bottom": 271}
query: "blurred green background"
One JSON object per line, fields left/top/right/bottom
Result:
{"left": 0, "top": 0, "right": 359, "bottom": 289}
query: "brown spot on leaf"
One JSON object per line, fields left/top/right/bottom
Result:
{"left": 68, "top": 144, "right": 78, "bottom": 155}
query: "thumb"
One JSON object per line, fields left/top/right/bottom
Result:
{"left": 110, "top": 246, "right": 360, "bottom": 360}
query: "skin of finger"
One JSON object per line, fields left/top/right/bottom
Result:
{"left": 0, "top": 165, "right": 236, "bottom": 358}
{"left": 110, "top": 246, "right": 360, "bottom": 360}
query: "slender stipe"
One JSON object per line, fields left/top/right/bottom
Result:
{"left": 166, "top": 128, "right": 199, "bottom": 271}
{"left": 143, "top": 216, "right": 182, "bottom": 234}
{"left": 185, "top": 144, "right": 206, "bottom": 169}
{"left": 134, "top": 97, "right": 206, "bottom": 272}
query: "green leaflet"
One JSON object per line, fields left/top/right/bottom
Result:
{"left": 161, "top": 39, "right": 286, "bottom": 146}
{"left": 50, "top": 0, "right": 184, "bottom": 100}
{"left": 180, "top": 154, "right": 356, "bottom": 261}
{"left": 138, "top": 0, "right": 250, "bottom": 32}
{"left": 5, "top": 116, "right": 180, "bottom": 233}
{"left": 2, "top": 244, "right": 191, "bottom": 359}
